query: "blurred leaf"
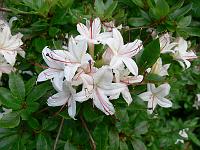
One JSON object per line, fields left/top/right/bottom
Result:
{"left": 36, "top": 134, "right": 48, "bottom": 150}
{"left": 0, "top": 134, "right": 19, "bottom": 149}
{"left": 0, "top": 112, "right": 20, "bottom": 128}
{"left": 169, "top": 3, "right": 193, "bottom": 19}
{"left": 27, "top": 117, "right": 40, "bottom": 129}
{"left": 146, "top": 73, "right": 165, "bottom": 82}
{"left": 64, "top": 141, "right": 77, "bottom": 150}
{"left": 119, "top": 141, "right": 128, "bottom": 150}
{"left": 131, "top": 139, "right": 147, "bottom": 150}
{"left": 134, "top": 121, "right": 148, "bottom": 135}
{"left": 177, "top": 27, "right": 200, "bottom": 37}
{"left": 188, "top": 132, "right": 200, "bottom": 146}
{"left": 32, "top": 37, "right": 47, "bottom": 52}
{"left": 26, "top": 82, "right": 51, "bottom": 102}
{"left": 178, "top": 16, "right": 192, "bottom": 27}
{"left": 128, "top": 17, "right": 149, "bottom": 27}
{"left": 0, "top": 87, "right": 21, "bottom": 110}
{"left": 108, "top": 129, "right": 119, "bottom": 150}
{"left": 42, "top": 118, "right": 58, "bottom": 131}
{"left": 93, "top": 124, "right": 108, "bottom": 150}
{"left": 131, "top": 0, "right": 144, "bottom": 8}
{"left": 9, "top": 73, "right": 25, "bottom": 101}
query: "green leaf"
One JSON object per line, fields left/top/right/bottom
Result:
{"left": 27, "top": 117, "right": 40, "bottom": 129}
{"left": 169, "top": 3, "right": 193, "bottom": 20}
{"left": 94, "top": 0, "right": 105, "bottom": 16}
{"left": 188, "top": 132, "right": 200, "bottom": 146}
{"left": 104, "top": 1, "right": 118, "bottom": 18}
{"left": 0, "top": 134, "right": 19, "bottom": 149}
{"left": 134, "top": 121, "right": 148, "bottom": 135}
{"left": 131, "top": 139, "right": 147, "bottom": 150}
{"left": 83, "top": 103, "right": 104, "bottom": 122}
{"left": 93, "top": 124, "right": 108, "bottom": 150}
{"left": 25, "top": 77, "right": 36, "bottom": 96}
{"left": 177, "top": 27, "right": 200, "bottom": 37}
{"left": 36, "top": 134, "right": 48, "bottom": 150}
{"left": 0, "top": 112, "right": 20, "bottom": 128}
{"left": 119, "top": 141, "right": 128, "bottom": 150}
{"left": 42, "top": 118, "right": 58, "bottom": 131}
{"left": 146, "top": 73, "right": 165, "bottom": 82}
{"left": 49, "top": 27, "right": 60, "bottom": 37}
{"left": 131, "top": 0, "right": 144, "bottom": 8}
{"left": 128, "top": 17, "right": 149, "bottom": 27}
{"left": 64, "top": 141, "right": 77, "bottom": 150}
{"left": 32, "top": 37, "right": 47, "bottom": 53}
{"left": 26, "top": 82, "right": 51, "bottom": 102}
{"left": 152, "top": 0, "right": 169, "bottom": 18}
{"left": 108, "top": 129, "right": 119, "bottom": 150}
{"left": 138, "top": 39, "right": 160, "bottom": 71}
{"left": 178, "top": 16, "right": 192, "bottom": 27}
{"left": 9, "top": 73, "right": 25, "bottom": 101}
{"left": 0, "top": 87, "right": 21, "bottom": 110}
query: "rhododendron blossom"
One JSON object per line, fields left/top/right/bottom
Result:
{"left": 36, "top": 17, "right": 197, "bottom": 119}
{"left": 0, "top": 19, "right": 24, "bottom": 66}
{"left": 139, "top": 83, "right": 172, "bottom": 114}
{"left": 172, "top": 37, "right": 197, "bottom": 69}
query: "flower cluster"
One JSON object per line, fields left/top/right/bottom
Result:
{"left": 0, "top": 19, "right": 24, "bottom": 78}
{"left": 37, "top": 18, "right": 197, "bottom": 119}
{"left": 159, "top": 33, "right": 197, "bottom": 69}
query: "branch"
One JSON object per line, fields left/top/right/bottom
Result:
{"left": 53, "top": 117, "right": 64, "bottom": 150}
{"left": 0, "top": 7, "right": 12, "bottom": 13}
{"left": 80, "top": 115, "right": 96, "bottom": 150}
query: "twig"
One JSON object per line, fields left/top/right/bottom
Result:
{"left": 53, "top": 117, "right": 64, "bottom": 150}
{"left": 0, "top": 7, "right": 12, "bottom": 13}
{"left": 80, "top": 115, "right": 96, "bottom": 150}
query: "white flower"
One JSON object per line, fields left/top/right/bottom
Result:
{"left": 74, "top": 66, "right": 125, "bottom": 115}
{"left": 159, "top": 33, "right": 177, "bottom": 54}
{"left": 47, "top": 81, "right": 82, "bottom": 119}
{"left": 112, "top": 66, "right": 143, "bottom": 105}
{"left": 75, "top": 18, "right": 112, "bottom": 44}
{"left": 0, "top": 107, "right": 12, "bottom": 119}
{"left": 175, "top": 128, "right": 189, "bottom": 144}
{"left": 193, "top": 94, "right": 200, "bottom": 110}
{"left": 172, "top": 37, "right": 197, "bottom": 69}
{"left": 104, "top": 28, "right": 143, "bottom": 75}
{"left": 0, "top": 55, "right": 14, "bottom": 78}
{"left": 37, "top": 47, "right": 69, "bottom": 91}
{"left": 64, "top": 37, "right": 93, "bottom": 81}
{"left": 146, "top": 58, "right": 170, "bottom": 76}
{"left": 139, "top": 83, "right": 172, "bottom": 114}
{"left": 0, "top": 19, "right": 24, "bottom": 66}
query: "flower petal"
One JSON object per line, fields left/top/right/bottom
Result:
{"left": 122, "top": 87, "right": 133, "bottom": 105}
{"left": 120, "top": 39, "right": 143, "bottom": 57}
{"left": 157, "top": 97, "right": 172, "bottom": 108}
{"left": 64, "top": 64, "right": 79, "bottom": 81}
{"left": 155, "top": 83, "right": 170, "bottom": 97}
{"left": 139, "top": 91, "right": 152, "bottom": 101}
{"left": 37, "top": 68, "right": 59, "bottom": 82}
{"left": 122, "top": 57, "right": 138, "bottom": 75}
{"left": 93, "top": 88, "right": 115, "bottom": 115}
{"left": 68, "top": 98, "right": 76, "bottom": 119}
{"left": 77, "top": 23, "right": 89, "bottom": 38}
{"left": 47, "top": 92, "right": 69, "bottom": 106}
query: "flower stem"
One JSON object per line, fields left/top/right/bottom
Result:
{"left": 80, "top": 115, "right": 96, "bottom": 150}
{"left": 89, "top": 43, "right": 94, "bottom": 59}
{"left": 53, "top": 117, "right": 64, "bottom": 150}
